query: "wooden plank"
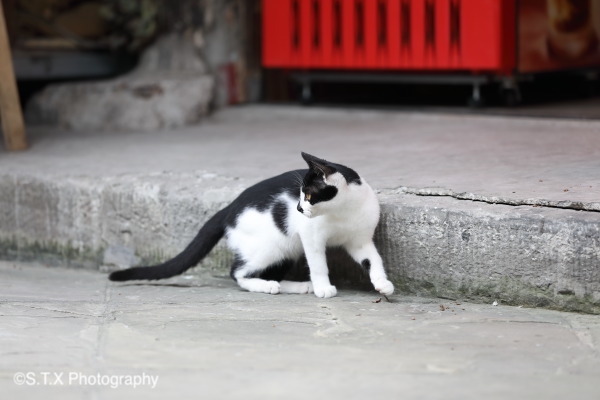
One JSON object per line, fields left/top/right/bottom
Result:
{"left": 0, "top": 0, "right": 28, "bottom": 151}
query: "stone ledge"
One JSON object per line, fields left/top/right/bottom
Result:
{"left": 378, "top": 190, "right": 600, "bottom": 313}
{"left": 1, "top": 172, "right": 599, "bottom": 313}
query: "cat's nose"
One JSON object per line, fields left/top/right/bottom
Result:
{"left": 297, "top": 203, "right": 303, "bottom": 213}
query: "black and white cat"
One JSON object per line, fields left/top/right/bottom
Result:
{"left": 109, "top": 152, "right": 394, "bottom": 299}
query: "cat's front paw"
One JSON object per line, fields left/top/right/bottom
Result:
{"left": 313, "top": 284, "right": 337, "bottom": 299}
{"left": 257, "top": 280, "right": 281, "bottom": 295}
{"left": 373, "top": 278, "right": 394, "bottom": 296}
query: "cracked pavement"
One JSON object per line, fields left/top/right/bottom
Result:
{"left": 1, "top": 261, "right": 599, "bottom": 399}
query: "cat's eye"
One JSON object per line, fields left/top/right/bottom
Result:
{"left": 304, "top": 193, "right": 312, "bottom": 202}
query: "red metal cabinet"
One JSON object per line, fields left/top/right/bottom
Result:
{"left": 262, "top": 0, "right": 516, "bottom": 74}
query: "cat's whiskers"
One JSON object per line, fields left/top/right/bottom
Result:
{"left": 292, "top": 171, "right": 304, "bottom": 189}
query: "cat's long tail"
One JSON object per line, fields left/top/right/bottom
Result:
{"left": 108, "top": 207, "right": 228, "bottom": 281}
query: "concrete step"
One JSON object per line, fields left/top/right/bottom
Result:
{"left": 1, "top": 106, "right": 599, "bottom": 313}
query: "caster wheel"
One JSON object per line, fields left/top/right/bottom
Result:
{"left": 468, "top": 83, "right": 485, "bottom": 108}
{"left": 468, "top": 96, "right": 485, "bottom": 108}
{"left": 300, "top": 83, "right": 313, "bottom": 106}
{"left": 503, "top": 88, "right": 522, "bottom": 107}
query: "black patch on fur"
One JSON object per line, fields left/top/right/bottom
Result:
{"left": 301, "top": 170, "right": 339, "bottom": 205}
{"left": 335, "top": 164, "right": 361, "bottom": 185}
{"left": 314, "top": 185, "right": 338, "bottom": 203}
{"left": 229, "top": 254, "right": 245, "bottom": 281}
{"left": 361, "top": 259, "right": 371, "bottom": 272}
{"left": 235, "top": 258, "right": 295, "bottom": 282}
{"left": 272, "top": 200, "right": 288, "bottom": 234}
{"left": 225, "top": 170, "right": 305, "bottom": 227}
{"left": 257, "top": 260, "right": 295, "bottom": 281}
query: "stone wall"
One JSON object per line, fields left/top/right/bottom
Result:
{"left": 24, "top": 0, "right": 260, "bottom": 130}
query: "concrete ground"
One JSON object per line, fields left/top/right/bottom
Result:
{"left": 1, "top": 260, "right": 599, "bottom": 400}
{"left": 2, "top": 105, "right": 599, "bottom": 209}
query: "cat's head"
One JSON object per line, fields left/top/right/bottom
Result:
{"left": 297, "top": 152, "right": 362, "bottom": 218}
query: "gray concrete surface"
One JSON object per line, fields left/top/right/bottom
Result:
{"left": 1, "top": 261, "right": 599, "bottom": 400}
{"left": 0, "top": 106, "right": 599, "bottom": 312}
{"left": 3, "top": 106, "right": 600, "bottom": 209}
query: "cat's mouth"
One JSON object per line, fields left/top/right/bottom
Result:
{"left": 300, "top": 209, "right": 313, "bottom": 218}
{"left": 297, "top": 202, "right": 312, "bottom": 218}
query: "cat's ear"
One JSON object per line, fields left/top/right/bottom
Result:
{"left": 301, "top": 152, "right": 337, "bottom": 176}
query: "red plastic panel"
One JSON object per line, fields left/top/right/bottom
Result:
{"left": 262, "top": 0, "right": 516, "bottom": 73}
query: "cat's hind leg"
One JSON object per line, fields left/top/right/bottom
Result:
{"left": 230, "top": 257, "right": 282, "bottom": 295}
{"left": 237, "top": 277, "right": 281, "bottom": 294}
{"left": 279, "top": 280, "right": 313, "bottom": 294}
{"left": 230, "top": 257, "right": 312, "bottom": 295}
{"left": 258, "top": 259, "right": 313, "bottom": 294}
{"left": 234, "top": 277, "right": 312, "bottom": 295}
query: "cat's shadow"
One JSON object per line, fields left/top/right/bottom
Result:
{"left": 116, "top": 282, "right": 209, "bottom": 288}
